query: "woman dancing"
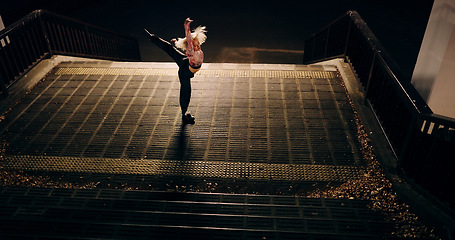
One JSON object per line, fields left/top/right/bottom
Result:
{"left": 145, "top": 18, "right": 207, "bottom": 125}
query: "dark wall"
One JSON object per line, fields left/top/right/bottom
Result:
{"left": 1, "top": 0, "right": 434, "bottom": 80}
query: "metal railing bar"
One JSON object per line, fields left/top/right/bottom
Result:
{"left": 16, "top": 34, "right": 30, "bottom": 70}
{"left": 343, "top": 17, "right": 352, "bottom": 60}
{"left": 74, "top": 28, "right": 83, "bottom": 54}
{"left": 303, "top": 10, "right": 455, "bottom": 206}
{"left": 374, "top": 53, "right": 423, "bottom": 114}
{"left": 0, "top": 51, "right": 11, "bottom": 85}
{"left": 24, "top": 28, "right": 37, "bottom": 60}
{"left": 6, "top": 42, "right": 21, "bottom": 78}
{"left": 421, "top": 113, "right": 455, "bottom": 128}
{"left": 0, "top": 9, "right": 140, "bottom": 95}
{"left": 364, "top": 52, "right": 376, "bottom": 104}
{"left": 40, "top": 18, "right": 53, "bottom": 56}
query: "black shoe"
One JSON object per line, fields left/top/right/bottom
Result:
{"left": 144, "top": 29, "right": 156, "bottom": 39}
{"left": 182, "top": 113, "right": 195, "bottom": 125}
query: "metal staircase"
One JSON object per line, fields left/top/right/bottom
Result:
{"left": 0, "top": 186, "right": 392, "bottom": 240}
{"left": 0, "top": 60, "right": 397, "bottom": 239}
{"left": 1, "top": 9, "right": 450, "bottom": 239}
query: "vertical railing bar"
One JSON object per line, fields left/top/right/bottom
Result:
{"left": 1, "top": 43, "right": 14, "bottom": 81}
{"left": 31, "top": 21, "right": 43, "bottom": 58}
{"left": 100, "top": 33, "right": 107, "bottom": 57}
{"left": 72, "top": 28, "right": 79, "bottom": 53}
{"left": 96, "top": 34, "right": 103, "bottom": 57}
{"left": 113, "top": 36, "right": 118, "bottom": 58}
{"left": 108, "top": 36, "right": 115, "bottom": 58}
{"left": 105, "top": 34, "right": 111, "bottom": 57}
{"left": 74, "top": 28, "right": 83, "bottom": 54}
{"left": 91, "top": 32, "right": 98, "bottom": 57}
{"left": 39, "top": 15, "right": 53, "bottom": 57}
{"left": 21, "top": 30, "right": 33, "bottom": 66}
{"left": 311, "top": 35, "right": 315, "bottom": 62}
{"left": 75, "top": 28, "right": 83, "bottom": 53}
{"left": 52, "top": 21, "right": 62, "bottom": 53}
{"left": 71, "top": 26, "right": 78, "bottom": 54}
{"left": 0, "top": 70, "right": 8, "bottom": 96}
{"left": 364, "top": 51, "right": 376, "bottom": 104}
{"left": 423, "top": 120, "right": 431, "bottom": 134}
{"left": 20, "top": 30, "right": 34, "bottom": 66}
{"left": 48, "top": 20, "right": 59, "bottom": 52}
{"left": 324, "top": 27, "right": 330, "bottom": 60}
{"left": 61, "top": 25, "right": 70, "bottom": 53}
{"left": 0, "top": 46, "right": 14, "bottom": 82}
{"left": 69, "top": 26, "right": 77, "bottom": 53}
{"left": 81, "top": 28, "right": 89, "bottom": 53}
{"left": 8, "top": 34, "right": 23, "bottom": 73}
{"left": 92, "top": 30, "right": 99, "bottom": 57}
{"left": 64, "top": 24, "right": 72, "bottom": 53}
{"left": 111, "top": 37, "right": 117, "bottom": 58}
{"left": 393, "top": 95, "right": 410, "bottom": 153}
{"left": 66, "top": 25, "right": 76, "bottom": 54}
{"left": 62, "top": 25, "right": 71, "bottom": 53}
{"left": 423, "top": 123, "right": 440, "bottom": 181}
{"left": 78, "top": 28, "right": 85, "bottom": 54}
{"left": 45, "top": 21, "right": 56, "bottom": 52}
{"left": 94, "top": 32, "right": 100, "bottom": 57}
{"left": 24, "top": 25, "right": 38, "bottom": 60}
{"left": 111, "top": 36, "right": 117, "bottom": 58}
{"left": 343, "top": 14, "right": 352, "bottom": 61}
{"left": 442, "top": 125, "right": 449, "bottom": 141}
{"left": 5, "top": 39, "right": 21, "bottom": 77}
{"left": 90, "top": 31, "right": 96, "bottom": 57}
{"left": 56, "top": 24, "right": 66, "bottom": 53}
{"left": 12, "top": 34, "right": 26, "bottom": 71}
{"left": 432, "top": 123, "right": 441, "bottom": 136}
{"left": 83, "top": 25, "right": 93, "bottom": 56}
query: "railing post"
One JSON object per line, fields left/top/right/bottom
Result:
{"left": 364, "top": 51, "right": 377, "bottom": 104}
{"left": 324, "top": 27, "right": 330, "bottom": 60}
{"left": 39, "top": 14, "right": 53, "bottom": 57}
{"left": 0, "top": 74, "right": 8, "bottom": 96}
{"left": 84, "top": 25, "right": 94, "bottom": 57}
{"left": 397, "top": 112, "right": 418, "bottom": 169}
{"left": 311, "top": 34, "right": 316, "bottom": 62}
{"left": 343, "top": 13, "right": 352, "bottom": 62}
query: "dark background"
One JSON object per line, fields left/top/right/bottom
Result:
{"left": 1, "top": 0, "right": 434, "bottom": 81}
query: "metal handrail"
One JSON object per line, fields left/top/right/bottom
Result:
{"left": 0, "top": 9, "right": 141, "bottom": 95}
{"left": 304, "top": 10, "right": 455, "bottom": 206}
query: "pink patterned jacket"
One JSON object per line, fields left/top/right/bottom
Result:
{"left": 185, "top": 22, "right": 204, "bottom": 68}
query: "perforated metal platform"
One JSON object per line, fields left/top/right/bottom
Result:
{"left": 0, "top": 61, "right": 363, "bottom": 182}
{"left": 3, "top": 155, "right": 361, "bottom": 182}
{"left": 54, "top": 67, "right": 337, "bottom": 79}
{"left": 0, "top": 61, "right": 399, "bottom": 240}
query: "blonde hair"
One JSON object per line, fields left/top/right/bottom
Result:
{"left": 175, "top": 26, "right": 207, "bottom": 51}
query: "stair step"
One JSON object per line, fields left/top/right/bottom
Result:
{"left": 0, "top": 186, "right": 393, "bottom": 239}
{"left": 0, "top": 219, "right": 391, "bottom": 240}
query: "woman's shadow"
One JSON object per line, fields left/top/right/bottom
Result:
{"left": 167, "top": 123, "right": 191, "bottom": 161}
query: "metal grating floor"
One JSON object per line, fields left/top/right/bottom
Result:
{"left": 0, "top": 61, "right": 363, "bottom": 182}
{"left": 0, "top": 61, "right": 397, "bottom": 239}
{"left": 3, "top": 155, "right": 361, "bottom": 181}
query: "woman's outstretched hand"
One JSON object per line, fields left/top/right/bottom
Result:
{"left": 184, "top": 18, "right": 193, "bottom": 26}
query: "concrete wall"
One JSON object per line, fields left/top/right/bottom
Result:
{"left": 411, "top": 0, "right": 455, "bottom": 119}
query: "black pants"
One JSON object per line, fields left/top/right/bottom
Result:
{"left": 148, "top": 35, "right": 193, "bottom": 115}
